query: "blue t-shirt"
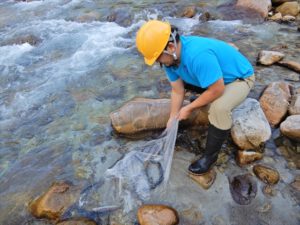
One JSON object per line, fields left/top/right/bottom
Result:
{"left": 164, "top": 36, "right": 254, "bottom": 88}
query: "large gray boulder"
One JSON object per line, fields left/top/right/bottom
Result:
{"left": 231, "top": 98, "right": 271, "bottom": 150}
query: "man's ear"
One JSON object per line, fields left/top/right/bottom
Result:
{"left": 167, "top": 42, "right": 175, "bottom": 52}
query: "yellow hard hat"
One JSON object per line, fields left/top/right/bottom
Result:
{"left": 136, "top": 20, "right": 171, "bottom": 66}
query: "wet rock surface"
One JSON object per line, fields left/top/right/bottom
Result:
{"left": 56, "top": 218, "right": 97, "bottom": 225}
{"left": 253, "top": 164, "right": 280, "bottom": 185}
{"left": 29, "top": 181, "right": 80, "bottom": 220}
{"left": 137, "top": 204, "right": 179, "bottom": 225}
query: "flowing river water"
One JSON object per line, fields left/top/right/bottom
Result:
{"left": 0, "top": 0, "right": 299, "bottom": 224}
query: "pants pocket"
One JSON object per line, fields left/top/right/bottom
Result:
{"left": 244, "top": 75, "right": 255, "bottom": 89}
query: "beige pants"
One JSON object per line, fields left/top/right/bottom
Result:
{"left": 208, "top": 75, "right": 255, "bottom": 130}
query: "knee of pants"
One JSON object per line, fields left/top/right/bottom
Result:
{"left": 208, "top": 103, "right": 232, "bottom": 126}
{"left": 209, "top": 102, "right": 231, "bottom": 116}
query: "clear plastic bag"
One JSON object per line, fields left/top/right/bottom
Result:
{"left": 79, "top": 119, "right": 179, "bottom": 213}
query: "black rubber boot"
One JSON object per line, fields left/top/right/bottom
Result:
{"left": 188, "top": 124, "right": 230, "bottom": 175}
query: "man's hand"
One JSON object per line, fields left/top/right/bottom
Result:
{"left": 166, "top": 117, "right": 175, "bottom": 129}
{"left": 177, "top": 105, "right": 193, "bottom": 121}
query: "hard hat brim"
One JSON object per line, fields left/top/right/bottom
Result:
{"left": 144, "top": 56, "right": 157, "bottom": 66}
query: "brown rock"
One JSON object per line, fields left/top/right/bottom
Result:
{"left": 282, "top": 15, "right": 296, "bottom": 21}
{"left": 280, "top": 115, "right": 300, "bottom": 140}
{"left": 257, "top": 50, "right": 285, "bottom": 65}
{"left": 269, "top": 12, "right": 282, "bottom": 21}
{"left": 29, "top": 181, "right": 80, "bottom": 220}
{"left": 181, "top": 6, "right": 196, "bottom": 18}
{"left": 277, "top": 60, "right": 300, "bottom": 73}
{"left": 236, "top": 150, "right": 263, "bottom": 166}
{"left": 259, "top": 82, "right": 291, "bottom": 126}
{"left": 253, "top": 164, "right": 280, "bottom": 185}
{"left": 56, "top": 218, "right": 97, "bottom": 225}
{"left": 289, "top": 94, "right": 300, "bottom": 115}
{"left": 188, "top": 169, "right": 216, "bottom": 189}
{"left": 272, "top": 0, "right": 297, "bottom": 6}
{"left": 275, "top": 2, "right": 300, "bottom": 16}
{"left": 137, "top": 204, "right": 179, "bottom": 225}
{"left": 236, "top": 0, "right": 272, "bottom": 18}
{"left": 110, "top": 98, "right": 208, "bottom": 134}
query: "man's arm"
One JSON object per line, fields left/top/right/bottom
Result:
{"left": 177, "top": 78, "right": 225, "bottom": 120}
{"left": 168, "top": 78, "right": 185, "bottom": 125}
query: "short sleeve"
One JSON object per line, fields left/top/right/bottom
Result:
{"left": 164, "top": 66, "right": 179, "bottom": 82}
{"left": 191, "top": 51, "right": 223, "bottom": 88}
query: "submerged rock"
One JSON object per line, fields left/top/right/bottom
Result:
{"left": 229, "top": 174, "right": 257, "bottom": 205}
{"left": 106, "top": 8, "right": 133, "bottom": 27}
{"left": 137, "top": 204, "right": 179, "bottom": 225}
{"left": 259, "top": 82, "right": 291, "bottom": 126}
{"left": 56, "top": 218, "right": 97, "bottom": 225}
{"left": 188, "top": 169, "right": 216, "bottom": 190}
{"left": 199, "top": 11, "right": 212, "bottom": 22}
{"left": 289, "top": 94, "right": 300, "bottom": 115}
{"left": 257, "top": 50, "right": 285, "bottom": 65}
{"left": 231, "top": 98, "right": 271, "bottom": 149}
{"left": 1, "top": 34, "right": 42, "bottom": 46}
{"left": 262, "top": 185, "right": 277, "bottom": 197}
{"left": 280, "top": 115, "right": 300, "bottom": 140}
{"left": 253, "top": 164, "right": 280, "bottom": 185}
{"left": 291, "top": 175, "right": 300, "bottom": 191}
{"left": 180, "top": 6, "right": 197, "bottom": 18}
{"left": 29, "top": 181, "right": 80, "bottom": 220}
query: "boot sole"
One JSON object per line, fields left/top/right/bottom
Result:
{"left": 187, "top": 162, "right": 217, "bottom": 176}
